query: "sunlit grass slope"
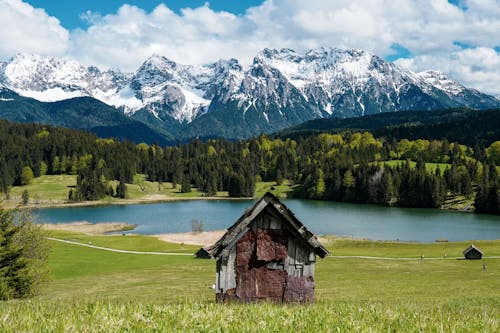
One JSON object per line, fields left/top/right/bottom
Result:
{"left": 0, "top": 232, "right": 497, "bottom": 332}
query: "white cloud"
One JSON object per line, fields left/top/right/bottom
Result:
{"left": 396, "top": 47, "right": 500, "bottom": 96}
{"left": 1, "top": 0, "right": 500, "bottom": 95}
{"left": 67, "top": 4, "right": 261, "bottom": 71}
{"left": 0, "top": 0, "right": 68, "bottom": 59}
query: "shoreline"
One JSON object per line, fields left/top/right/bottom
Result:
{"left": 41, "top": 221, "right": 499, "bottom": 246}
{"left": 42, "top": 221, "right": 137, "bottom": 235}
{"left": 2, "top": 195, "right": 479, "bottom": 216}
{"left": 2, "top": 194, "right": 253, "bottom": 210}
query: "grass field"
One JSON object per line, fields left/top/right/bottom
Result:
{"left": 255, "top": 180, "right": 296, "bottom": 198}
{"left": 1, "top": 175, "right": 296, "bottom": 209}
{"left": 0, "top": 231, "right": 498, "bottom": 332}
{"left": 378, "top": 160, "right": 451, "bottom": 174}
{"left": 0, "top": 175, "right": 231, "bottom": 209}
{"left": 8, "top": 175, "right": 77, "bottom": 204}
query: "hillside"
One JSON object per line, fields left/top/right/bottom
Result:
{"left": 0, "top": 88, "right": 171, "bottom": 145}
{"left": 0, "top": 230, "right": 498, "bottom": 331}
{"left": 279, "top": 108, "right": 500, "bottom": 146}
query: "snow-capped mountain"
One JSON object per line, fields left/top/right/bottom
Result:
{"left": 416, "top": 70, "right": 499, "bottom": 109}
{"left": 0, "top": 48, "right": 499, "bottom": 139}
{"left": 251, "top": 48, "right": 499, "bottom": 117}
{"left": 0, "top": 53, "right": 129, "bottom": 104}
{"left": 128, "top": 54, "right": 244, "bottom": 122}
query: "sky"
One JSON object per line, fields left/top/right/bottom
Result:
{"left": 1, "top": 0, "right": 499, "bottom": 96}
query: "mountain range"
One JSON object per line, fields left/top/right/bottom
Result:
{"left": 1, "top": 47, "right": 499, "bottom": 143}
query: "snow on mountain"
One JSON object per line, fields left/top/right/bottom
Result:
{"left": 128, "top": 54, "right": 214, "bottom": 122}
{"left": 231, "top": 54, "right": 311, "bottom": 113}
{"left": 253, "top": 47, "right": 443, "bottom": 117}
{"left": 0, "top": 48, "right": 498, "bottom": 129}
{"left": 417, "top": 70, "right": 465, "bottom": 96}
{"left": 1, "top": 53, "right": 128, "bottom": 103}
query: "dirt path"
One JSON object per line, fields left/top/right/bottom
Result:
{"left": 154, "top": 230, "right": 227, "bottom": 247}
{"left": 47, "top": 237, "right": 193, "bottom": 256}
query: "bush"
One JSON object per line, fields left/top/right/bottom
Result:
{"left": 0, "top": 209, "right": 50, "bottom": 300}
{"left": 21, "top": 167, "right": 34, "bottom": 186}
{"left": 21, "top": 190, "right": 29, "bottom": 205}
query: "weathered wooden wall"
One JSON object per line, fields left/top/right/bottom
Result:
{"left": 215, "top": 209, "right": 316, "bottom": 303}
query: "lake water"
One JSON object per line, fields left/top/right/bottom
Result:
{"left": 35, "top": 199, "right": 500, "bottom": 242}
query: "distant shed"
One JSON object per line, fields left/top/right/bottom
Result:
{"left": 195, "top": 246, "right": 214, "bottom": 259}
{"left": 208, "top": 192, "right": 329, "bottom": 303}
{"left": 463, "top": 244, "right": 483, "bottom": 260}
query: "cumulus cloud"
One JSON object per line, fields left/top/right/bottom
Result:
{"left": 1, "top": 0, "right": 500, "bottom": 95}
{"left": 0, "top": 0, "right": 68, "bottom": 59}
{"left": 67, "top": 4, "right": 258, "bottom": 71}
{"left": 396, "top": 47, "right": 500, "bottom": 96}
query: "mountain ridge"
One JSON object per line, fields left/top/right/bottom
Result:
{"left": 1, "top": 47, "right": 499, "bottom": 141}
{"left": 0, "top": 87, "right": 171, "bottom": 145}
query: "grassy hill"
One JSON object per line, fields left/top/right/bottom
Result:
{"left": 0, "top": 230, "right": 498, "bottom": 332}
{"left": 2, "top": 175, "right": 298, "bottom": 209}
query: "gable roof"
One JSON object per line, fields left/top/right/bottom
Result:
{"left": 463, "top": 244, "right": 484, "bottom": 255}
{"left": 208, "top": 192, "right": 329, "bottom": 259}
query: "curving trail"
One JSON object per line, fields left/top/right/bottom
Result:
{"left": 47, "top": 237, "right": 194, "bottom": 256}
{"left": 48, "top": 237, "right": 500, "bottom": 260}
{"left": 328, "top": 255, "right": 500, "bottom": 260}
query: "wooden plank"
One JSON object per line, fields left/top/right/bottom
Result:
{"left": 302, "top": 263, "right": 315, "bottom": 277}
{"left": 269, "top": 215, "right": 281, "bottom": 229}
{"left": 226, "top": 246, "right": 237, "bottom": 290}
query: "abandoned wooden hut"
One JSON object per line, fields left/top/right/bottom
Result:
{"left": 207, "top": 192, "right": 329, "bottom": 303}
{"left": 463, "top": 244, "right": 483, "bottom": 260}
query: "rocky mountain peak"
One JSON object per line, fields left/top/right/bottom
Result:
{"left": 1, "top": 47, "right": 499, "bottom": 134}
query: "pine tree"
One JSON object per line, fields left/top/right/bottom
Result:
{"left": 378, "top": 169, "right": 395, "bottom": 204}
{"left": 116, "top": 179, "right": 127, "bottom": 199}
{"left": 181, "top": 177, "right": 191, "bottom": 193}
{"left": 342, "top": 169, "right": 355, "bottom": 201}
{"left": 228, "top": 173, "right": 244, "bottom": 197}
{"left": 0, "top": 209, "right": 49, "bottom": 300}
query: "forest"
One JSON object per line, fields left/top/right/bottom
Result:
{"left": 0, "top": 119, "right": 499, "bottom": 214}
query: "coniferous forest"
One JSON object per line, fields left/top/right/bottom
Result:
{"left": 0, "top": 119, "right": 498, "bottom": 214}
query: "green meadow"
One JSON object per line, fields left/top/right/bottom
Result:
{"left": 0, "top": 231, "right": 498, "bottom": 332}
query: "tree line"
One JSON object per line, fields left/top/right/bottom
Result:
{"left": 0, "top": 119, "right": 498, "bottom": 213}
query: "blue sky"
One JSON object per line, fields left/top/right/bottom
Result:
{"left": 1, "top": 1, "right": 499, "bottom": 95}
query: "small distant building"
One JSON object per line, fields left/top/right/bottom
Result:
{"left": 463, "top": 244, "right": 483, "bottom": 260}
{"left": 195, "top": 246, "right": 214, "bottom": 259}
{"left": 207, "top": 192, "right": 329, "bottom": 303}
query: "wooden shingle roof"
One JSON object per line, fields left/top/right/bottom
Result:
{"left": 463, "top": 244, "right": 484, "bottom": 255}
{"left": 208, "top": 192, "right": 329, "bottom": 259}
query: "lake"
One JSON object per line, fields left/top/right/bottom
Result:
{"left": 35, "top": 199, "right": 500, "bottom": 242}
